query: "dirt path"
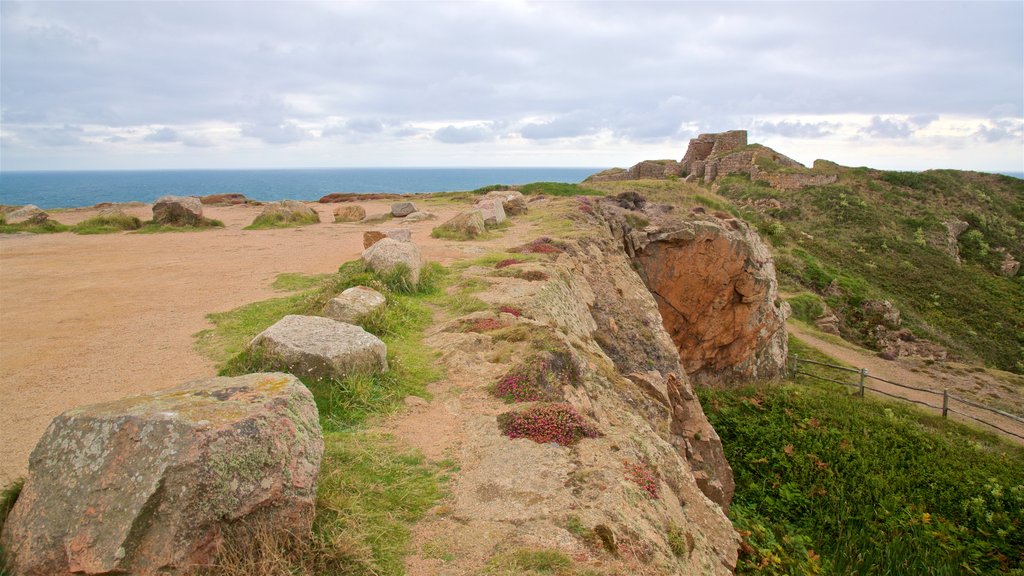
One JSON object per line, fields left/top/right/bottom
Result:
{"left": 0, "top": 198, "right": 527, "bottom": 485}
{"left": 788, "top": 322, "right": 1024, "bottom": 444}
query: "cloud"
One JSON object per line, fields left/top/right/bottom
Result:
{"left": 521, "top": 112, "right": 600, "bottom": 140}
{"left": 240, "top": 121, "right": 311, "bottom": 144}
{"left": 757, "top": 120, "right": 838, "bottom": 139}
{"left": 19, "top": 124, "right": 87, "bottom": 147}
{"left": 433, "top": 124, "right": 495, "bottom": 144}
{"left": 974, "top": 119, "right": 1024, "bottom": 143}
{"left": 144, "top": 127, "right": 179, "bottom": 143}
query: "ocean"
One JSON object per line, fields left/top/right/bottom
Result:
{"left": 0, "top": 167, "right": 603, "bottom": 210}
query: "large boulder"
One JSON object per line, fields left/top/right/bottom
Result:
{"left": 474, "top": 197, "right": 506, "bottom": 225}
{"left": 250, "top": 315, "right": 388, "bottom": 379}
{"left": 391, "top": 202, "right": 417, "bottom": 217}
{"left": 152, "top": 195, "right": 205, "bottom": 226}
{"left": 324, "top": 286, "right": 387, "bottom": 324}
{"left": 0, "top": 373, "right": 323, "bottom": 576}
{"left": 433, "top": 210, "right": 486, "bottom": 239}
{"left": 363, "top": 227, "right": 412, "bottom": 249}
{"left": 361, "top": 237, "right": 423, "bottom": 286}
{"left": 6, "top": 204, "right": 50, "bottom": 225}
{"left": 333, "top": 204, "right": 366, "bottom": 223}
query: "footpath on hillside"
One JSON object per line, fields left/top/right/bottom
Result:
{"left": 788, "top": 321, "right": 1024, "bottom": 444}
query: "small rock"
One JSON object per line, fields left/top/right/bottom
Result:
{"left": 474, "top": 198, "right": 506, "bottom": 225}
{"left": 6, "top": 204, "right": 50, "bottom": 225}
{"left": 250, "top": 315, "right": 389, "bottom": 379}
{"left": 403, "top": 211, "right": 438, "bottom": 222}
{"left": 391, "top": 202, "right": 417, "bottom": 217}
{"left": 361, "top": 237, "right": 424, "bottom": 285}
{"left": 152, "top": 195, "right": 205, "bottom": 226}
{"left": 999, "top": 252, "right": 1020, "bottom": 277}
{"left": 0, "top": 372, "right": 323, "bottom": 576}
{"left": 333, "top": 204, "right": 366, "bottom": 223}
{"left": 435, "top": 211, "right": 486, "bottom": 239}
{"left": 323, "top": 285, "right": 386, "bottom": 324}
{"left": 363, "top": 227, "right": 412, "bottom": 249}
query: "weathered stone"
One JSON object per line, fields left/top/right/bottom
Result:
{"left": 153, "top": 195, "right": 205, "bottom": 226}
{"left": 199, "top": 193, "right": 248, "bottom": 205}
{"left": 391, "top": 202, "right": 417, "bottom": 217}
{"left": 474, "top": 197, "right": 506, "bottom": 225}
{"left": 999, "top": 251, "right": 1021, "bottom": 277}
{"left": 485, "top": 190, "right": 528, "bottom": 215}
{"left": 361, "top": 237, "right": 423, "bottom": 285}
{"left": 872, "top": 326, "right": 947, "bottom": 361}
{"left": 254, "top": 200, "right": 319, "bottom": 225}
{"left": 6, "top": 205, "right": 50, "bottom": 225}
{"left": 815, "top": 310, "right": 841, "bottom": 335}
{"left": 333, "top": 204, "right": 366, "bottom": 222}
{"left": 402, "top": 210, "right": 438, "bottom": 222}
{"left": 323, "top": 285, "right": 386, "bottom": 324}
{"left": 944, "top": 220, "right": 970, "bottom": 263}
{"left": 362, "top": 227, "right": 412, "bottom": 249}
{"left": 250, "top": 315, "right": 388, "bottom": 379}
{"left": 861, "top": 300, "right": 901, "bottom": 329}
{"left": 434, "top": 211, "right": 486, "bottom": 239}
{"left": 0, "top": 373, "right": 323, "bottom": 576}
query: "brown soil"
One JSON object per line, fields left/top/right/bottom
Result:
{"left": 0, "top": 199, "right": 519, "bottom": 485}
{"left": 788, "top": 322, "right": 1024, "bottom": 444}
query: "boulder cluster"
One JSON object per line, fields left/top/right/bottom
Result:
{"left": 433, "top": 189, "right": 528, "bottom": 239}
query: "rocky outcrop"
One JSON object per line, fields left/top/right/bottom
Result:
{"left": 474, "top": 197, "right": 506, "bottom": 225}
{"left": 434, "top": 210, "right": 486, "bottom": 239}
{"left": 679, "top": 130, "right": 749, "bottom": 182}
{"left": 361, "top": 237, "right": 423, "bottom": 286}
{"left": 0, "top": 373, "right": 323, "bottom": 576}
{"left": 199, "top": 193, "right": 249, "bottom": 205}
{"left": 333, "top": 204, "right": 366, "bottom": 222}
{"left": 944, "top": 220, "right": 970, "bottom": 263}
{"left": 250, "top": 315, "right": 388, "bottom": 380}
{"left": 872, "top": 327, "right": 948, "bottom": 362}
{"left": 6, "top": 205, "right": 50, "bottom": 225}
{"left": 153, "top": 195, "right": 205, "bottom": 226}
{"left": 604, "top": 203, "right": 789, "bottom": 385}
{"left": 997, "top": 248, "right": 1020, "bottom": 277}
{"left": 585, "top": 160, "right": 683, "bottom": 183}
{"left": 391, "top": 202, "right": 417, "bottom": 217}
{"left": 362, "top": 227, "right": 411, "bottom": 249}
{"left": 323, "top": 286, "right": 386, "bottom": 324}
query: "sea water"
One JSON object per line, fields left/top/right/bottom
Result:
{"left": 0, "top": 167, "right": 602, "bottom": 209}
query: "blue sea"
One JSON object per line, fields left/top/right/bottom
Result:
{"left": 0, "top": 167, "right": 603, "bottom": 209}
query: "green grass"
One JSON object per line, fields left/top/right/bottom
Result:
{"left": 429, "top": 226, "right": 488, "bottom": 241}
{"left": 0, "top": 220, "right": 70, "bottom": 234}
{"left": 244, "top": 211, "right": 320, "bottom": 230}
{"left": 518, "top": 182, "right": 604, "bottom": 197}
{"left": 71, "top": 213, "right": 142, "bottom": 234}
{"left": 484, "top": 549, "right": 574, "bottom": 575}
{"left": 271, "top": 272, "right": 333, "bottom": 292}
{"left": 699, "top": 357, "right": 1024, "bottom": 575}
{"left": 787, "top": 293, "right": 826, "bottom": 324}
{"left": 135, "top": 219, "right": 225, "bottom": 233}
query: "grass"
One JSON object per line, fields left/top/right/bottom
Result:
{"left": 699, "top": 339, "right": 1024, "bottom": 575}
{"left": 484, "top": 549, "right": 573, "bottom": 575}
{"left": 0, "top": 220, "right": 70, "bottom": 234}
{"left": 135, "top": 219, "right": 225, "bottom": 233}
{"left": 518, "top": 182, "right": 604, "bottom": 197}
{"left": 244, "top": 210, "right": 320, "bottom": 230}
{"left": 271, "top": 272, "right": 333, "bottom": 292}
{"left": 71, "top": 213, "right": 142, "bottom": 234}
{"left": 429, "top": 226, "right": 489, "bottom": 241}
{"left": 787, "top": 293, "right": 826, "bottom": 324}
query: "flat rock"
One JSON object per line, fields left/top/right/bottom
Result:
{"left": 6, "top": 204, "right": 49, "bottom": 225}
{"left": 361, "top": 237, "right": 423, "bottom": 286}
{"left": 250, "top": 315, "right": 388, "bottom": 380}
{"left": 474, "top": 198, "right": 506, "bottom": 225}
{"left": 0, "top": 373, "right": 323, "bottom": 576}
{"left": 153, "top": 195, "right": 205, "bottom": 226}
{"left": 363, "top": 227, "right": 412, "bottom": 249}
{"left": 333, "top": 204, "right": 366, "bottom": 222}
{"left": 323, "top": 285, "right": 387, "bottom": 324}
{"left": 199, "top": 193, "right": 248, "bottom": 205}
{"left": 391, "top": 202, "right": 417, "bottom": 217}
{"left": 403, "top": 211, "right": 438, "bottom": 222}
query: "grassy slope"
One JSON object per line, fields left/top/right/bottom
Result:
{"left": 700, "top": 337, "right": 1024, "bottom": 576}
{"left": 706, "top": 167, "right": 1024, "bottom": 374}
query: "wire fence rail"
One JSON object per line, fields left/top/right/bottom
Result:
{"left": 789, "top": 354, "right": 1024, "bottom": 442}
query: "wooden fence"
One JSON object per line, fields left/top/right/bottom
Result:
{"left": 789, "top": 355, "right": 1024, "bottom": 442}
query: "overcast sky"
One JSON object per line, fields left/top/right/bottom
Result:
{"left": 1, "top": 1, "right": 1022, "bottom": 172}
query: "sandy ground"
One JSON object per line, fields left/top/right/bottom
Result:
{"left": 0, "top": 199, "right": 497, "bottom": 485}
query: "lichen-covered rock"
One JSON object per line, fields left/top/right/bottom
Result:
{"left": 0, "top": 373, "right": 323, "bottom": 576}
{"left": 944, "top": 220, "right": 970, "bottom": 263}
{"left": 474, "top": 198, "right": 506, "bottom": 225}
{"left": 872, "top": 326, "right": 947, "bottom": 361}
{"left": 391, "top": 202, "right": 417, "bottom": 217}
{"left": 485, "top": 190, "right": 528, "bottom": 215}
{"left": 362, "top": 227, "right": 412, "bottom": 249}
{"left": 6, "top": 204, "right": 50, "bottom": 225}
{"left": 152, "top": 195, "right": 205, "bottom": 226}
{"left": 361, "top": 237, "right": 423, "bottom": 285}
{"left": 998, "top": 250, "right": 1020, "bottom": 277}
{"left": 250, "top": 315, "right": 388, "bottom": 380}
{"left": 333, "top": 204, "right": 366, "bottom": 222}
{"left": 606, "top": 205, "right": 789, "bottom": 385}
{"left": 434, "top": 211, "right": 486, "bottom": 239}
{"left": 323, "top": 285, "right": 386, "bottom": 324}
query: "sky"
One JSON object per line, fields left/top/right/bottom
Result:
{"left": 1, "top": 1, "right": 1022, "bottom": 172}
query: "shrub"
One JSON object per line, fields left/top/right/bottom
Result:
{"left": 517, "top": 270, "right": 549, "bottom": 282}
{"left": 462, "top": 317, "right": 507, "bottom": 333}
{"left": 493, "top": 373, "right": 550, "bottom": 403}
{"left": 511, "top": 237, "right": 565, "bottom": 255}
{"left": 495, "top": 259, "right": 525, "bottom": 269}
{"left": 518, "top": 182, "right": 603, "bottom": 197}
{"left": 497, "top": 305, "right": 522, "bottom": 317}
{"left": 73, "top": 213, "right": 143, "bottom": 234}
{"left": 624, "top": 461, "right": 659, "bottom": 499}
{"left": 498, "top": 403, "right": 600, "bottom": 446}
{"left": 787, "top": 294, "right": 825, "bottom": 324}
{"left": 245, "top": 210, "right": 319, "bottom": 230}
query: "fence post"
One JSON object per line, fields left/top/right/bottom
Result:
{"left": 791, "top": 354, "right": 799, "bottom": 378}
{"left": 942, "top": 389, "right": 949, "bottom": 418}
{"left": 859, "top": 368, "right": 867, "bottom": 398}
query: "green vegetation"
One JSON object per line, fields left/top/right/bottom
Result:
{"left": 518, "top": 182, "right": 603, "bottom": 197}
{"left": 195, "top": 260, "right": 451, "bottom": 574}
{"left": 484, "top": 548, "right": 574, "bottom": 575}
{"left": 699, "top": 346, "right": 1024, "bottom": 575}
{"left": 429, "top": 225, "right": 489, "bottom": 241}
{"left": 0, "top": 220, "right": 70, "bottom": 234}
{"left": 72, "top": 213, "right": 143, "bottom": 234}
{"left": 271, "top": 272, "right": 333, "bottom": 292}
{"left": 244, "top": 210, "right": 320, "bottom": 230}
{"left": 787, "top": 293, "right": 826, "bottom": 324}
{"left": 715, "top": 167, "right": 1024, "bottom": 373}
{"left": 135, "top": 219, "right": 225, "bottom": 233}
